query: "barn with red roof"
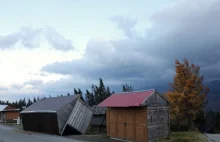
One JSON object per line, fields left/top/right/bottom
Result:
{"left": 98, "top": 89, "right": 170, "bottom": 142}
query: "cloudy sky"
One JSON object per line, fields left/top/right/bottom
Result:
{"left": 0, "top": 0, "right": 220, "bottom": 101}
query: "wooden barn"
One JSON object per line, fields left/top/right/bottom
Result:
{"left": 99, "top": 89, "right": 170, "bottom": 142}
{"left": 20, "top": 95, "right": 93, "bottom": 135}
{"left": 0, "top": 105, "right": 20, "bottom": 123}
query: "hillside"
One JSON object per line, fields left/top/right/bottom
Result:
{"left": 205, "top": 80, "right": 220, "bottom": 111}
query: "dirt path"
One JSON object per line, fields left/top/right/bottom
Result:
{"left": 0, "top": 123, "right": 83, "bottom": 142}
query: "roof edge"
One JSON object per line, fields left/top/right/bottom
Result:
{"left": 154, "top": 89, "right": 170, "bottom": 104}
{"left": 2, "top": 109, "right": 20, "bottom": 112}
{"left": 20, "top": 110, "right": 56, "bottom": 114}
{"left": 141, "top": 89, "right": 155, "bottom": 106}
{"left": 113, "top": 89, "right": 156, "bottom": 95}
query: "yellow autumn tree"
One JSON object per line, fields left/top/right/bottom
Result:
{"left": 165, "top": 59, "right": 209, "bottom": 130}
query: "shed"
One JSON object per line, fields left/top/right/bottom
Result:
{"left": 91, "top": 105, "right": 106, "bottom": 127}
{"left": 99, "top": 89, "right": 170, "bottom": 142}
{"left": 0, "top": 105, "right": 20, "bottom": 123}
{"left": 20, "top": 95, "right": 93, "bottom": 135}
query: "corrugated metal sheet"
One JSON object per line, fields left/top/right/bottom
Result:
{"left": 65, "top": 100, "right": 93, "bottom": 134}
{"left": 98, "top": 89, "right": 155, "bottom": 107}
{"left": 21, "top": 95, "right": 80, "bottom": 113}
{"left": 57, "top": 98, "right": 78, "bottom": 134}
{"left": 0, "top": 105, "right": 8, "bottom": 111}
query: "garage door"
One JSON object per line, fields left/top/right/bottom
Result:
{"left": 107, "top": 107, "right": 147, "bottom": 142}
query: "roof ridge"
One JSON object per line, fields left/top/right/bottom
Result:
{"left": 114, "top": 89, "right": 155, "bottom": 94}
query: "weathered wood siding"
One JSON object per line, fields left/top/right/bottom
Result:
{"left": 145, "top": 92, "right": 170, "bottom": 141}
{"left": 147, "top": 106, "right": 169, "bottom": 141}
{"left": 57, "top": 99, "right": 77, "bottom": 134}
{"left": 145, "top": 92, "right": 168, "bottom": 106}
{"left": 66, "top": 100, "right": 93, "bottom": 134}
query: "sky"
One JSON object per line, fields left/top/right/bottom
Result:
{"left": 0, "top": 0, "right": 220, "bottom": 101}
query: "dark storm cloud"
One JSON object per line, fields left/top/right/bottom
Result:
{"left": 42, "top": 0, "right": 220, "bottom": 92}
{"left": 0, "top": 26, "right": 74, "bottom": 51}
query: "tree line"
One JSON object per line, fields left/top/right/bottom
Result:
{"left": 0, "top": 78, "right": 133, "bottom": 109}
{"left": 0, "top": 58, "right": 215, "bottom": 132}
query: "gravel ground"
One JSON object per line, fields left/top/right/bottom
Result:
{"left": 0, "top": 123, "right": 83, "bottom": 142}
{"left": 66, "top": 135, "right": 123, "bottom": 142}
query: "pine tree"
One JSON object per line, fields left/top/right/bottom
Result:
{"left": 165, "top": 59, "right": 209, "bottom": 130}
{"left": 27, "top": 99, "right": 33, "bottom": 107}
{"left": 122, "top": 84, "right": 133, "bottom": 92}
{"left": 85, "top": 89, "right": 95, "bottom": 107}
{"left": 106, "top": 86, "right": 111, "bottom": 97}
{"left": 15, "top": 101, "right": 18, "bottom": 107}
{"left": 78, "top": 89, "right": 82, "bottom": 94}
{"left": 74, "top": 88, "right": 78, "bottom": 95}
{"left": 33, "top": 97, "right": 37, "bottom": 103}
{"left": 91, "top": 78, "right": 112, "bottom": 105}
{"left": 22, "top": 98, "right": 27, "bottom": 107}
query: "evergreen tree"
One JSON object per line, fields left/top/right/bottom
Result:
{"left": 22, "top": 98, "right": 27, "bottom": 107}
{"left": 27, "top": 99, "right": 33, "bottom": 107}
{"left": 67, "top": 93, "right": 70, "bottom": 96}
{"left": 106, "top": 86, "right": 111, "bottom": 97}
{"left": 85, "top": 89, "right": 95, "bottom": 107}
{"left": 18, "top": 99, "right": 23, "bottom": 109}
{"left": 37, "top": 96, "right": 40, "bottom": 100}
{"left": 122, "top": 84, "right": 133, "bottom": 92}
{"left": 91, "top": 78, "right": 112, "bottom": 105}
{"left": 74, "top": 88, "right": 78, "bottom": 94}
{"left": 6, "top": 101, "right": 9, "bottom": 105}
{"left": 33, "top": 97, "right": 37, "bottom": 103}
{"left": 15, "top": 101, "right": 18, "bottom": 107}
{"left": 78, "top": 89, "right": 82, "bottom": 94}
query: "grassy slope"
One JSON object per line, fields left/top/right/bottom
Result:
{"left": 160, "top": 132, "right": 208, "bottom": 142}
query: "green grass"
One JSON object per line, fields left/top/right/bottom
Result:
{"left": 159, "top": 132, "right": 208, "bottom": 142}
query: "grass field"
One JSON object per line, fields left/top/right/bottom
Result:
{"left": 160, "top": 132, "right": 208, "bottom": 142}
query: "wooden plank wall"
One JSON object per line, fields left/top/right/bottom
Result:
{"left": 67, "top": 100, "right": 93, "bottom": 134}
{"left": 147, "top": 106, "right": 169, "bottom": 140}
{"left": 21, "top": 113, "right": 60, "bottom": 135}
{"left": 107, "top": 107, "right": 148, "bottom": 142}
{"left": 57, "top": 99, "right": 77, "bottom": 134}
{"left": 145, "top": 92, "right": 170, "bottom": 141}
{"left": 145, "top": 92, "right": 168, "bottom": 106}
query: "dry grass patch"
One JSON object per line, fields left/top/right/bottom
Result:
{"left": 160, "top": 132, "right": 208, "bottom": 142}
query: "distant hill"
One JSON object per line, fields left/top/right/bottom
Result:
{"left": 205, "top": 80, "right": 220, "bottom": 111}
{"left": 151, "top": 80, "right": 220, "bottom": 111}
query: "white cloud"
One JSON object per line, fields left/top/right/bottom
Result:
{"left": 0, "top": 26, "right": 75, "bottom": 51}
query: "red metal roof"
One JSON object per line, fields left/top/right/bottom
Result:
{"left": 98, "top": 89, "right": 155, "bottom": 107}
